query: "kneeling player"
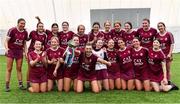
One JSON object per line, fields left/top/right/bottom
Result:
{"left": 76, "top": 43, "right": 111, "bottom": 93}
{"left": 28, "top": 41, "right": 47, "bottom": 93}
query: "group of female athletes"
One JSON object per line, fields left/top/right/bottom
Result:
{"left": 4, "top": 17, "right": 178, "bottom": 93}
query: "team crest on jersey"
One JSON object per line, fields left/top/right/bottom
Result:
{"left": 140, "top": 53, "right": 143, "bottom": 56}
{"left": 155, "top": 55, "right": 157, "bottom": 58}
{"left": 58, "top": 52, "right": 61, "bottom": 55}
{"left": 150, "top": 33, "right": 152, "bottom": 36}
{"left": 89, "top": 59, "right": 92, "bottom": 63}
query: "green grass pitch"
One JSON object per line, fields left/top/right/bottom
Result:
{"left": 0, "top": 54, "right": 180, "bottom": 103}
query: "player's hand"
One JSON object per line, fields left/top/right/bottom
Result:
{"left": 107, "top": 62, "right": 111, "bottom": 66}
{"left": 167, "top": 54, "right": 171, "bottom": 58}
{"left": 53, "top": 70, "right": 57, "bottom": 77}
{"left": 5, "top": 49, "right": 9, "bottom": 55}
{"left": 52, "top": 58, "right": 57, "bottom": 64}
{"left": 161, "top": 78, "right": 168, "bottom": 85}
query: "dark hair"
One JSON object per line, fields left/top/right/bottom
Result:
{"left": 51, "top": 23, "right": 59, "bottom": 28}
{"left": 72, "top": 35, "right": 79, "bottom": 40}
{"left": 157, "top": 22, "right": 166, "bottom": 28}
{"left": 92, "top": 22, "right": 100, "bottom": 28}
{"left": 143, "top": 18, "right": 150, "bottom": 24}
{"left": 62, "top": 21, "right": 69, "bottom": 26}
{"left": 91, "top": 22, "right": 100, "bottom": 33}
{"left": 133, "top": 37, "right": 141, "bottom": 41}
{"left": 114, "top": 21, "right": 121, "bottom": 27}
{"left": 35, "top": 16, "right": 43, "bottom": 27}
{"left": 17, "top": 18, "right": 25, "bottom": 24}
{"left": 77, "top": 25, "right": 85, "bottom": 32}
{"left": 153, "top": 38, "right": 161, "bottom": 44}
{"left": 124, "top": 22, "right": 133, "bottom": 29}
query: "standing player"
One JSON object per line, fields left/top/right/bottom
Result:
{"left": 26, "top": 17, "right": 47, "bottom": 88}
{"left": 74, "top": 25, "right": 88, "bottom": 49}
{"left": 110, "top": 21, "right": 125, "bottom": 49}
{"left": 122, "top": 22, "right": 137, "bottom": 47}
{"left": 45, "top": 23, "right": 60, "bottom": 49}
{"left": 131, "top": 38, "right": 151, "bottom": 91}
{"left": 106, "top": 39, "right": 121, "bottom": 90}
{"left": 136, "top": 18, "right": 157, "bottom": 49}
{"left": 28, "top": 17, "right": 47, "bottom": 52}
{"left": 46, "top": 37, "right": 64, "bottom": 92}
{"left": 28, "top": 41, "right": 47, "bottom": 93}
{"left": 117, "top": 39, "right": 134, "bottom": 90}
{"left": 92, "top": 39, "right": 109, "bottom": 91}
{"left": 59, "top": 21, "right": 74, "bottom": 49}
{"left": 4, "top": 18, "right": 28, "bottom": 92}
{"left": 101, "top": 21, "right": 112, "bottom": 46}
{"left": 148, "top": 39, "right": 178, "bottom": 92}
{"left": 155, "top": 22, "right": 174, "bottom": 81}
{"left": 76, "top": 43, "right": 111, "bottom": 93}
{"left": 88, "top": 22, "right": 104, "bottom": 45}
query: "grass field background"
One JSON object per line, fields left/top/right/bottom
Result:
{"left": 0, "top": 54, "right": 180, "bottom": 103}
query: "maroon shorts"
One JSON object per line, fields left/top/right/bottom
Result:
{"left": 6, "top": 49, "right": 23, "bottom": 59}
{"left": 120, "top": 69, "right": 134, "bottom": 80}
{"left": 149, "top": 71, "right": 163, "bottom": 83}
{"left": 29, "top": 71, "right": 47, "bottom": 83}
{"left": 134, "top": 68, "right": 149, "bottom": 81}
{"left": 47, "top": 65, "right": 64, "bottom": 80}
{"left": 77, "top": 70, "right": 97, "bottom": 81}
{"left": 96, "top": 69, "right": 108, "bottom": 80}
{"left": 108, "top": 70, "right": 120, "bottom": 79}
{"left": 63, "top": 67, "right": 79, "bottom": 80}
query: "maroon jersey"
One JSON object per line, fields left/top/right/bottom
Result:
{"left": 110, "top": 29, "right": 125, "bottom": 49}
{"left": 59, "top": 31, "right": 74, "bottom": 49}
{"left": 117, "top": 47, "right": 133, "bottom": 72}
{"left": 137, "top": 28, "right": 157, "bottom": 49}
{"left": 106, "top": 49, "right": 120, "bottom": 72}
{"left": 101, "top": 31, "right": 113, "bottom": 42}
{"left": 155, "top": 32, "right": 174, "bottom": 56}
{"left": 78, "top": 53, "right": 98, "bottom": 80}
{"left": 28, "top": 51, "right": 46, "bottom": 74}
{"left": 131, "top": 47, "right": 149, "bottom": 80}
{"left": 7, "top": 27, "right": 28, "bottom": 50}
{"left": 28, "top": 51, "right": 47, "bottom": 83}
{"left": 122, "top": 30, "right": 137, "bottom": 46}
{"left": 46, "top": 47, "right": 65, "bottom": 61}
{"left": 28, "top": 30, "right": 47, "bottom": 52}
{"left": 46, "top": 47, "right": 65, "bottom": 80}
{"left": 45, "top": 30, "right": 60, "bottom": 49}
{"left": 64, "top": 48, "right": 82, "bottom": 79}
{"left": 148, "top": 48, "right": 166, "bottom": 82}
{"left": 74, "top": 34, "right": 88, "bottom": 49}
{"left": 88, "top": 31, "right": 104, "bottom": 42}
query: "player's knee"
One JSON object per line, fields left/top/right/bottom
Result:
{"left": 16, "top": 67, "right": 22, "bottom": 72}
{"left": 7, "top": 67, "right": 12, "bottom": 72}
{"left": 41, "top": 89, "right": 46, "bottom": 93}
{"left": 154, "top": 89, "right": 160, "bottom": 92}
{"left": 122, "top": 86, "right": 126, "bottom": 90}
{"left": 76, "top": 88, "right": 83, "bottom": 93}
{"left": 92, "top": 88, "right": 99, "bottom": 93}
{"left": 64, "top": 87, "right": 70, "bottom": 92}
